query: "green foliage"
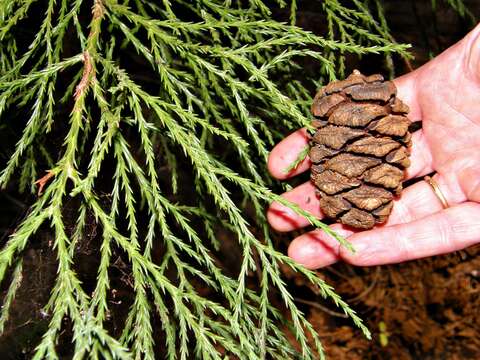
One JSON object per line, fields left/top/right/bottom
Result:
{"left": 321, "top": 0, "right": 412, "bottom": 78}
{"left": 0, "top": 1, "right": 411, "bottom": 359}
{"left": 432, "top": 0, "right": 476, "bottom": 21}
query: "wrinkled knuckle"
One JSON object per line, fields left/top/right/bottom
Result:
{"left": 436, "top": 215, "right": 453, "bottom": 251}
{"left": 397, "top": 232, "right": 415, "bottom": 261}
{"left": 392, "top": 200, "right": 415, "bottom": 225}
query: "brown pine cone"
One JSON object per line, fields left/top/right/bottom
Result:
{"left": 310, "top": 70, "right": 411, "bottom": 229}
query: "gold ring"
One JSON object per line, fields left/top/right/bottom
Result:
{"left": 424, "top": 175, "right": 449, "bottom": 209}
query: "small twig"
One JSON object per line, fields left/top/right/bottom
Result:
{"left": 348, "top": 267, "right": 381, "bottom": 303}
{"left": 92, "top": 0, "right": 105, "bottom": 19}
{"left": 294, "top": 297, "right": 348, "bottom": 318}
{"left": 283, "top": 145, "right": 309, "bottom": 174}
{"left": 34, "top": 170, "right": 55, "bottom": 196}
{"left": 252, "top": 248, "right": 263, "bottom": 283}
{"left": 74, "top": 51, "right": 93, "bottom": 101}
{"left": 2, "top": 193, "right": 27, "bottom": 209}
{"left": 325, "top": 266, "right": 350, "bottom": 281}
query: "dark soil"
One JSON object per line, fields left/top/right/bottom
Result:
{"left": 281, "top": 245, "right": 480, "bottom": 359}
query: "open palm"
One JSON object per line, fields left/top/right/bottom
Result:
{"left": 267, "top": 24, "right": 480, "bottom": 269}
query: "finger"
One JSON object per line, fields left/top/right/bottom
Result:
{"left": 339, "top": 202, "right": 480, "bottom": 266}
{"left": 385, "top": 179, "right": 446, "bottom": 226}
{"left": 267, "top": 175, "right": 435, "bottom": 233}
{"left": 289, "top": 202, "right": 480, "bottom": 269}
{"left": 286, "top": 172, "right": 467, "bottom": 267}
{"left": 268, "top": 151, "right": 437, "bottom": 233}
{"left": 288, "top": 224, "right": 355, "bottom": 269}
{"left": 466, "top": 23, "right": 480, "bottom": 83}
{"left": 267, "top": 181, "right": 322, "bottom": 232}
{"left": 267, "top": 128, "right": 311, "bottom": 180}
{"left": 286, "top": 178, "right": 449, "bottom": 266}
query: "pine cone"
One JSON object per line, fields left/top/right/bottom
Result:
{"left": 310, "top": 70, "right": 411, "bottom": 229}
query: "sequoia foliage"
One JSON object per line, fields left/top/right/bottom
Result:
{"left": 0, "top": 0, "right": 447, "bottom": 358}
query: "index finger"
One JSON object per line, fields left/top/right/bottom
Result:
{"left": 267, "top": 127, "right": 311, "bottom": 179}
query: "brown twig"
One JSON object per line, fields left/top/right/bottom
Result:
{"left": 348, "top": 267, "right": 381, "bottom": 303}
{"left": 325, "top": 266, "right": 350, "bottom": 281}
{"left": 403, "top": 56, "right": 414, "bottom": 73}
{"left": 74, "top": 51, "right": 93, "bottom": 101}
{"left": 34, "top": 170, "right": 55, "bottom": 196}
{"left": 92, "top": 0, "right": 105, "bottom": 19}
{"left": 294, "top": 297, "right": 349, "bottom": 318}
{"left": 72, "top": 0, "right": 104, "bottom": 102}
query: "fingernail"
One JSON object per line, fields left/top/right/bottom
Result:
{"left": 288, "top": 236, "right": 339, "bottom": 269}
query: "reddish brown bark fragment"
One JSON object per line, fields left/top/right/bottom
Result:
{"left": 363, "top": 164, "right": 404, "bottom": 189}
{"left": 319, "top": 194, "right": 352, "bottom": 218}
{"left": 391, "top": 97, "right": 410, "bottom": 114}
{"left": 365, "top": 74, "right": 384, "bottom": 83}
{"left": 403, "top": 131, "right": 413, "bottom": 147}
{"left": 385, "top": 147, "right": 410, "bottom": 167}
{"left": 323, "top": 73, "right": 366, "bottom": 95}
{"left": 373, "top": 201, "right": 394, "bottom": 223}
{"left": 309, "top": 144, "right": 340, "bottom": 163}
{"left": 312, "top": 119, "right": 328, "bottom": 129}
{"left": 312, "top": 93, "right": 345, "bottom": 117}
{"left": 344, "top": 81, "right": 396, "bottom": 102}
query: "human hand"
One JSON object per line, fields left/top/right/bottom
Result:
{"left": 267, "top": 24, "right": 480, "bottom": 269}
